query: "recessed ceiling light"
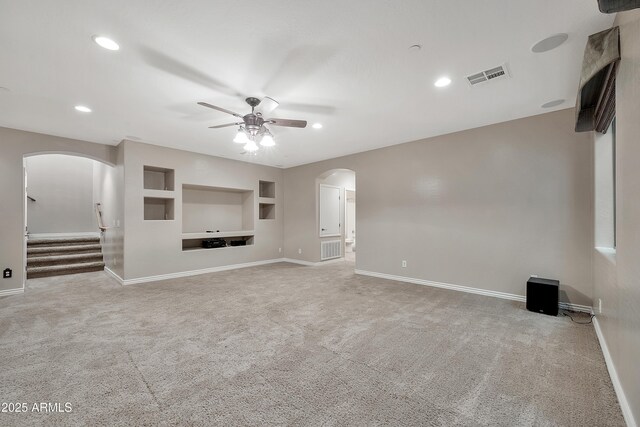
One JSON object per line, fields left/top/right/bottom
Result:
{"left": 312, "top": 123, "right": 323, "bottom": 129}
{"left": 92, "top": 35, "right": 120, "bottom": 51}
{"left": 408, "top": 44, "right": 422, "bottom": 51}
{"left": 531, "top": 33, "right": 568, "bottom": 53}
{"left": 74, "top": 105, "right": 92, "bottom": 113}
{"left": 541, "top": 99, "right": 565, "bottom": 109}
{"left": 434, "top": 77, "right": 452, "bottom": 88}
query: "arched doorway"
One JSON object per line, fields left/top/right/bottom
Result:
{"left": 23, "top": 152, "right": 116, "bottom": 281}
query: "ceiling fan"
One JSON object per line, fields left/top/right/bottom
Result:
{"left": 198, "top": 97, "right": 307, "bottom": 152}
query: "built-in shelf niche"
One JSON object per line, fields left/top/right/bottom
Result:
{"left": 144, "top": 197, "right": 175, "bottom": 220}
{"left": 182, "top": 235, "right": 255, "bottom": 251}
{"left": 144, "top": 166, "right": 175, "bottom": 191}
{"left": 259, "top": 180, "right": 276, "bottom": 198}
{"left": 259, "top": 203, "right": 276, "bottom": 220}
{"left": 182, "top": 184, "right": 254, "bottom": 233}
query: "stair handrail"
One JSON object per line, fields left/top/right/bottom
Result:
{"left": 95, "top": 203, "right": 107, "bottom": 233}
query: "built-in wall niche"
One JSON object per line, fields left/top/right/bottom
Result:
{"left": 259, "top": 180, "right": 276, "bottom": 198}
{"left": 259, "top": 203, "right": 276, "bottom": 220}
{"left": 144, "top": 197, "right": 175, "bottom": 220}
{"left": 144, "top": 166, "right": 175, "bottom": 191}
{"left": 182, "top": 235, "right": 255, "bottom": 251}
{"left": 182, "top": 184, "right": 254, "bottom": 233}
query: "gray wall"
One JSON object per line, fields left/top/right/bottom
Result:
{"left": 93, "top": 146, "right": 125, "bottom": 278}
{"left": 26, "top": 154, "right": 96, "bottom": 234}
{"left": 122, "top": 140, "right": 284, "bottom": 281}
{"left": 284, "top": 108, "right": 594, "bottom": 306}
{"left": 0, "top": 126, "right": 117, "bottom": 292}
{"left": 593, "top": 9, "right": 640, "bottom": 425}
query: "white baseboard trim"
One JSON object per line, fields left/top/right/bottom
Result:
{"left": 0, "top": 288, "right": 25, "bottom": 297}
{"left": 558, "top": 301, "right": 594, "bottom": 314}
{"left": 355, "top": 269, "right": 525, "bottom": 302}
{"left": 354, "top": 270, "right": 593, "bottom": 314}
{"left": 28, "top": 232, "right": 100, "bottom": 239}
{"left": 282, "top": 258, "right": 319, "bottom": 266}
{"left": 122, "top": 258, "right": 286, "bottom": 286}
{"left": 103, "top": 267, "right": 124, "bottom": 285}
{"left": 282, "top": 257, "right": 346, "bottom": 267}
{"left": 593, "top": 317, "right": 637, "bottom": 427}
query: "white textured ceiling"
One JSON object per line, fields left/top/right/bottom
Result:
{"left": 0, "top": 1, "right": 613, "bottom": 167}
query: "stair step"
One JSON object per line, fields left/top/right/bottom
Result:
{"left": 27, "top": 244, "right": 103, "bottom": 256}
{"left": 27, "top": 252, "right": 104, "bottom": 266}
{"left": 27, "top": 236, "right": 100, "bottom": 247}
{"left": 27, "top": 261, "right": 105, "bottom": 279}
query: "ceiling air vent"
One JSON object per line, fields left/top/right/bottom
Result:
{"left": 466, "top": 64, "right": 510, "bottom": 86}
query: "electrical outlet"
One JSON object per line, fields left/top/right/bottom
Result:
{"left": 401, "top": 260, "right": 407, "bottom": 268}
{"left": 298, "top": 248, "right": 302, "bottom": 254}
{"left": 278, "top": 247, "right": 282, "bottom": 253}
{"left": 3, "top": 268, "right": 12, "bottom": 279}
{"left": 598, "top": 298, "right": 602, "bottom": 314}
{"left": 531, "top": 274, "right": 538, "bottom": 278}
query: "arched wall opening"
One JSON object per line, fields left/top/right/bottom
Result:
{"left": 22, "top": 152, "right": 122, "bottom": 283}
{"left": 24, "top": 153, "right": 115, "bottom": 236}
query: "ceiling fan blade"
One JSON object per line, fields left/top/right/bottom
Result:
{"left": 208, "top": 122, "right": 243, "bottom": 129}
{"left": 268, "top": 118, "right": 308, "bottom": 128}
{"left": 259, "top": 97, "right": 279, "bottom": 114}
{"left": 198, "top": 102, "right": 244, "bottom": 118}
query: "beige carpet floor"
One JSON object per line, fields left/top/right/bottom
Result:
{"left": 0, "top": 261, "right": 624, "bottom": 426}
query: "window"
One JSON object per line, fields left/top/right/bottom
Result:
{"left": 612, "top": 118, "right": 617, "bottom": 248}
{"left": 594, "top": 120, "right": 616, "bottom": 249}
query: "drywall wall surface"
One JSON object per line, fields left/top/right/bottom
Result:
{"left": 26, "top": 154, "right": 96, "bottom": 233}
{"left": 0, "top": 126, "right": 117, "bottom": 292}
{"left": 284, "top": 108, "right": 594, "bottom": 306}
{"left": 122, "top": 140, "right": 284, "bottom": 281}
{"left": 593, "top": 10, "right": 640, "bottom": 426}
{"left": 93, "top": 144, "right": 125, "bottom": 278}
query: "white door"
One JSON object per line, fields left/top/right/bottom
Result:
{"left": 319, "top": 184, "right": 341, "bottom": 236}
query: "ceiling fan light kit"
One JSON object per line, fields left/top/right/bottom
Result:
{"left": 233, "top": 128, "right": 250, "bottom": 144}
{"left": 244, "top": 140, "right": 259, "bottom": 152}
{"left": 260, "top": 131, "right": 275, "bottom": 147}
{"left": 198, "top": 97, "right": 308, "bottom": 152}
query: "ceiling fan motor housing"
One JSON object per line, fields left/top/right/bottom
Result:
{"left": 243, "top": 113, "right": 265, "bottom": 135}
{"left": 245, "top": 97, "right": 261, "bottom": 108}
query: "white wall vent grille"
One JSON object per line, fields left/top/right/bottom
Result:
{"left": 321, "top": 240, "right": 342, "bottom": 260}
{"left": 467, "top": 64, "right": 510, "bottom": 86}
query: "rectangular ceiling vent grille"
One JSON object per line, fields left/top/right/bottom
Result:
{"left": 467, "top": 64, "right": 510, "bottom": 86}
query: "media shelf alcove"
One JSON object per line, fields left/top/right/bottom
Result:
{"left": 144, "top": 165, "right": 175, "bottom": 191}
{"left": 144, "top": 197, "right": 175, "bottom": 220}
{"left": 259, "top": 180, "right": 276, "bottom": 198}
{"left": 259, "top": 203, "right": 275, "bottom": 220}
{"left": 143, "top": 165, "right": 175, "bottom": 220}
{"left": 181, "top": 184, "right": 255, "bottom": 251}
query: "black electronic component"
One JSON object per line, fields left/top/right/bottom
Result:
{"left": 526, "top": 277, "right": 559, "bottom": 316}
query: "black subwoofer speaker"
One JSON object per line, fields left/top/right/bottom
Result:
{"left": 526, "top": 277, "right": 559, "bottom": 316}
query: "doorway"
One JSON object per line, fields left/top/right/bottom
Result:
{"left": 316, "top": 169, "right": 356, "bottom": 264}
{"left": 23, "top": 153, "right": 114, "bottom": 281}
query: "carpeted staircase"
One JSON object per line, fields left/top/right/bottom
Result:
{"left": 27, "top": 236, "right": 105, "bottom": 279}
